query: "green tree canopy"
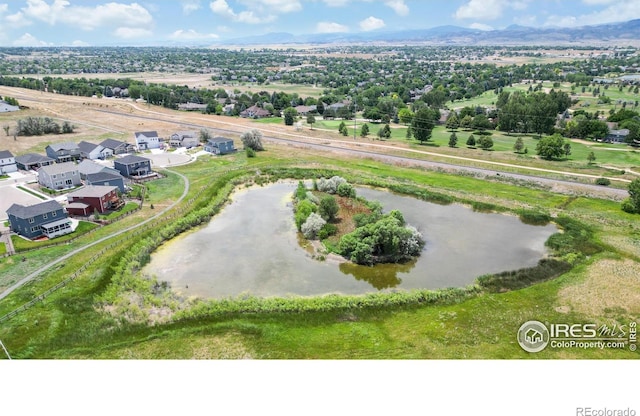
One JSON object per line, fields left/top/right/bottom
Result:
{"left": 411, "top": 107, "right": 436, "bottom": 144}
{"left": 536, "top": 134, "right": 567, "bottom": 160}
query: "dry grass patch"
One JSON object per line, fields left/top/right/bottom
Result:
{"left": 558, "top": 259, "right": 640, "bottom": 319}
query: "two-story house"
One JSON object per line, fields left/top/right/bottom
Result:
{"left": 113, "top": 155, "right": 152, "bottom": 178}
{"left": 169, "top": 131, "right": 200, "bottom": 149}
{"left": 14, "top": 153, "right": 55, "bottom": 170}
{"left": 204, "top": 137, "right": 236, "bottom": 155}
{"left": 99, "top": 138, "right": 136, "bottom": 155}
{"left": 66, "top": 185, "right": 122, "bottom": 216}
{"left": 38, "top": 162, "right": 82, "bottom": 190}
{"left": 7, "top": 200, "right": 72, "bottom": 239}
{"left": 134, "top": 131, "right": 163, "bottom": 150}
{"left": 0, "top": 150, "right": 18, "bottom": 174}
{"left": 45, "top": 142, "right": 82, "bottom": 163}
{"left": 78, "top": 141, "right": 113, "bottom": 160}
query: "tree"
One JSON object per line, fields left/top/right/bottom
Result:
{"left": 445, "top": 113, "right": 459, "bottom": 131}
{"left": 448, "top": 132, "right": 458, "bottom": 148}
{"left": 361, "top": 123, "right": 370, "bottom": 138}
{"left": 3, "top": 125, "right": 9, "bottom": 136}
{"left": 623, "top": 178, "right": 640, "bottom": 213}
{"left": 283, "top": 107, "right": 298, "bottom": 126}
{"left": 587, "top": 151, "right": 596, "bottom": 164}
{"left": 536, "top": 134, "right": 566, "bottom": 160}
{"left": 377, "top": 124, "right": 391, "bottom": 140}
{"left": 199, "top": 129, "right": 212, "bottom": 143}
{"left": 460, "top": 115, "right": 473, "bottom": 130}
{"left": 478, "top": 136, "right": 494, "bottom": 150}
{"left": 241, "top": 129, "right": 264, "bottom": 151}
{"left": 338, "top": 121, "right": 347, "bottom": 135}
{"left": 301, "top": 212, "right": 326, "bottom": 240}
{"left": 563, "top": 142, "right": 572, "bottom": 157}
{"left": 319, "top": 196, "right": 339, "bottom": 222}
{"left": 307, "top": 114, "right": 316, "bottom": 130}
{"left": 411, "top": 107, "right": 436, "bottom": 144}
{"left": 514, "top": 137, "right": 524, "bottom": 153}
{"left": 466, "top": 134, "right": 476, "bottom": 148}
{"left": 398, "top": 108, "right": 414, "bottom": 125}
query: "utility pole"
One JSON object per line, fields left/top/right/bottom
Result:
{"left": 0, "top": 339, "right": 11, "bottom": 360}
{"left": 353, "top": 100, "right": 357, "bottom": 140}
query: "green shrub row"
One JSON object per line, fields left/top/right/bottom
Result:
{"left": 477, "top": 258, "right": 572, "bottom": 292}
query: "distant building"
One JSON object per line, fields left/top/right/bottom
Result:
{"left": 7, "top": 200, "right": 71, "bottom": 239}
{"left": 169, "top": 131, "right": 200, "bottom": 149}
{"left": 177, "top": 103, "right": 208, "bottom": 112}
{"left": 204, "top": 137, "right": 236, "bottom": 155}
{"left": 77, "top": 160, "right": 121, "bottom": 180}
{"left": 240, "top": 105, "right": 271, "bottom": 119}
{"left": 38, "top": 162, "right": 81, "bottom": 190}
{"left": 134, "top": 131, "right": 162, "bottom": 150}
{"left": 15, "top": 153, "right": 55, "bottom": 170}
{"left": 606, "top": 129, "right": 630, "bottom": 143}
{"left": 0, "top": 150, "right": 18, "bottom": 174}
{"left": 114, "top": 155, "right": 152, "bottom": 178}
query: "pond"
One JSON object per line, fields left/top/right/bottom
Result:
{"left": 142, "top": 182, "right": 558, "bottom": 299}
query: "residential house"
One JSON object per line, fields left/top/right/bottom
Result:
{"left": 114, "top": 155, "right": 152, "bottom": 178}
{"left": 606, "top": 129, "right": 629, "bottom": 143}
{"left": 294, "top": 105, "right": 317, "bottom": 115}
{"left": 7, "top": 200, "right": 72, "bottom": 239}
{"left": 14, "top": 153, "right": 55, "bottom": 170}
{"left": 204, "top": 137, "right": 236, "bottom": 155}
{"left": 0, "top": 100, "right": 20, "bottom": 113}
{"left": 66, "top": 185, "right": 122, "bottom": 216}
{"left": 134, "top": 131, "right": 163, "bottom": 150}
{"left": 169, "top": 131, "right": 200, "bottom": 149}
{"left": 240, "top": 105, "right": 271, "bottom": 119}
{"left": 0, "top": 150, "right": 18, "bottom": 174}
{"left": 78, "top": 141, "right": 113, "bottom": 160}
{"left": 99, "top": 138, "right": 136, "bottom": 155}
{"left": 45, "top": 142, "right": 82, "bottom": 163}
{"left": 85, "top": 172, "right": 126, "bottom": 193}
{"left": 77, "top": 159, "right": 121, "bottom": 180}
{"left": 38, "top": 162, "right": 81, "bottom": 190}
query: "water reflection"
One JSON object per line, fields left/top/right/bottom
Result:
{"left": 339, "top": 259, "right": 417, "bottom": 289}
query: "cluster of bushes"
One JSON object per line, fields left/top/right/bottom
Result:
{"left": 338, "top": 209, "right": 425, "bottom": 265}
{"left": 477, "top": 259, "right": 572, "bottom": 292}
{"left": 293, "top": 181, "right": 341, "bottom": 240}
{"left": 16, "top": 117, "right": 74, "bottom": 136}
{"left": 315, "top": 175, "right": 356, "bottom": 197}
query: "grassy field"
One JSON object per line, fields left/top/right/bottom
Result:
{"left": 0, "top": 142, "right": 637, "bottom": 360}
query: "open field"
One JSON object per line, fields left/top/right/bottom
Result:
{"left": 0, "top": 84, "right": 638, "bottom": 360}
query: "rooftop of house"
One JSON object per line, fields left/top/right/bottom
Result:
{"left": 46, "top": 142, "right": 80, "bottom": 152}
{"left": 67, "top": 185, "right": 118, "bottom": 199}
{"left": 86, "top": 172, "right": 124, "bottom": 182}
{"left": 77, "top": 141, "right": 101, "bottom": 153}
{"left": 134, "top": 131, "right": 159, "bottom": 138}
{"left": 99, "top": 138, "right": 131, "bottom": 149}
{"left": 115, "top": 155, "right": 151, "bottom": 165}
{"left": 14, "top": 153, "right": 54, "bottom": 164}
{"left": 0, "top": 150, "right": 14, "bottom": 159}
{"left": 208, "top": 137, "right": 234, "bottom": 144}
{"left": 39, "top": 161, "right": 79, "bottom": 175}
{"left": 7, "top": 200, "right": 64, "bottom": 219}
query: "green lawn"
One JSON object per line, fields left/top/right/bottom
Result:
{"left": 99, "top": 202, "right": 140, "bottom": 220}
{"left": 11, "top": 221, "right": 99, "bottom": 252}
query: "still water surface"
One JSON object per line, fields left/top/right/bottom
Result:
{"left": 142, "top": 182, "right": 557, "bottom": 298}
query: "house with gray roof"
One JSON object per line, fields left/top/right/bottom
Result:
{"left": 0, "top": 150, "right": 18, "bottom": 174}
{"left": 85, "top": 172, "right": 126, "bottom": 193}
{"left": 204, "top": 137, "right": 236, "bottom": 155}
{"left": 78, "top": 141, "right": 112, "bottom": 160}
{"left": 114, "top": 155, "right": 152, "bottom": 178}
{"left": 15, "top": 153, "right": 55, "bottom": 170}
{"left": 169, "top": 131, "right": 200, "bottom": 149}
{"left": 45, "top": 142, "right": 82, "bottom": 163}
{"left": 606, "top": 129, "right": 629, "bottom": 143}
{"left": 77, "top": 160, "right": 121, "bottom": 179}
{"left": 38, "top": 162, "right": 81, "bottom": 190}
{"left": 99, "top": 138, "right": 136, "bottom": 155}
{"left": 7, "top": 200, "right": 71, "bottom": 239}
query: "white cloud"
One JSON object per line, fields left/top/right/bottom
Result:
{"left": 359, "top": 16, "right": 385, "bottom": 31}
{"left": 169, "top": 29, "right": 219, "bottom": 40}
{"left": 544, "top": 0, "right": 640, "bottom": 27}
{"left": 21, "top": 0, "right": 153, "bottom": 30}
{"left": 455, "top": 0, "right": 532, "bottom": 21}
{"left": 320, "top": 0, "right": 350, "bottom": 6}
{"left": 5, "top": 11, "right": 32, "bottom": 28}
{"left": 71, "top": 39, "right": 90, "bottom": 46}
{"left": 181, "top": 0, "right": 201, "bottom": 14}
{"left": 469, "top": 23, "right": 494, "bottom": 31}
{"left": 210, "top": 0, "right": 278, "bottom": 24}
{"left": 384, "top": 0, "right": 409, "bottom": 16}
{"left": 113, "top": 27, "right": 153, "bottom": 39}
{"left": 316, "top": 21, "right": 349, "bottom": 33}
{"left": 13, "top": 32, "right": 50, "bottom": 46}
{"left": 240, "top": 0, "right": 302, "bottom": 13}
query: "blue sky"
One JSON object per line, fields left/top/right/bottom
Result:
{"left": 0, "top": 0, "right": 639, "bottom": 46}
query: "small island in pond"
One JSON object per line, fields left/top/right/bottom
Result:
{"left": 293, "top": 177, "right": 426, "bottom": 265}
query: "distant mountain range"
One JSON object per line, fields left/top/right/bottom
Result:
{"left": 219, "top": 19, "right": 640, "bottom": 46}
